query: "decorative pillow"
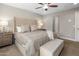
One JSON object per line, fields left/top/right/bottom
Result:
{"left": 37, "top": 25, "right": 43, "bottom": 29}
{"left": 37, "top": 25, "right": 46, "bottom": 30}
{"left": 21, "top": 25, "right": 30, "bottom": 32}
{"left": 46, "top": 30, "right": 54, "bottom": 40}
{"left": 16, "top": 25, "right": 30, "bottom": 32}
{"left": 36, "top": 20, "right": 46, "bottom": 30}
{"left": 30, "top": 25, "right": 38, "bottom": 31}
{"left": 16, "top": 26, "right": 22, "bottom": 32}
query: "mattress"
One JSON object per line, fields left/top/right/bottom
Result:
{"left": 15, "top": 30, "right": 50, "bottom": 56}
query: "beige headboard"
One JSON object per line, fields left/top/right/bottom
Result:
{"left": 14, "top": 17, "right": 37, "bottom": 32}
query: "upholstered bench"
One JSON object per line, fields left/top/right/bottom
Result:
{"left": 40, "top": 39, "right": 64, "bottom": 56}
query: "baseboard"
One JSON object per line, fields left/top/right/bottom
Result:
{"left": 58, "top": 35, "right": 76, "bottom": 42}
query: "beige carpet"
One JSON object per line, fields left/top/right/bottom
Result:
{"left": 0, "top": 45, "right": 22, "bottom": 56}
{"left": 60, "top": 39, "right": 79, "bottom": 56}
{"left": 0, "top": 39, "right": 79, "bottom": 56}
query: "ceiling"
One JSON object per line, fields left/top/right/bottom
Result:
{"left": 3, "top": 3, "right": 79, "bottom": 15}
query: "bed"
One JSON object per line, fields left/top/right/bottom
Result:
{"left": 15, "top": 30, "right": 50, "bottom": 56}
{"left": 14, "top": 17, "right": 50, "bottom": 56}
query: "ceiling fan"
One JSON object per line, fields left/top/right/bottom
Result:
{"left": 35, "top": 3, "right": 58, "bottom": 11}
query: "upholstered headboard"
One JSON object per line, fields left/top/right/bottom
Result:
{"left": 14, "top": 17, "right": 37, "bottom": 32}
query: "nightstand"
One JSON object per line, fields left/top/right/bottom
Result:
{"left": 0, "top": 32, "right": 13, "bottom": 47}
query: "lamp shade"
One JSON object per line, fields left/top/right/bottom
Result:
{"left": 37, "top": 20, "right": 44, "bottom": 29}
{"left": 37, "top": 20, "right": 43, "bottom": 26}
{"left": 1, "top": 20, "right": 8, "bottom": 26}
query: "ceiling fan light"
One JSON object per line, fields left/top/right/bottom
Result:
{"left": 43, "top": 4, "right": 48, "bottom": 9}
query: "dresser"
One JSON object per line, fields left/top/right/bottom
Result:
{"left": 0, "top": 32, "right": 13, "bottom": 47}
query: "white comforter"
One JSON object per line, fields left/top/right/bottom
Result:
{"left": 15, "top": 30, "right": 50, "bottom": 56}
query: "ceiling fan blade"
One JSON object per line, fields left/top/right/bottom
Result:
{"left": 35, "top": 7, "right": 42, "bottom": 9}
{"left": 38, "top": 3, "right": 44, "bottom": 5}
{"left": 48, "top": 5, "right": 58, "bottom": 7}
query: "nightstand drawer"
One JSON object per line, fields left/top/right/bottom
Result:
{"left": 0, "top": 35, "right": 2, "bottom": 38}
{"left": 0, "top": 36, "right": 2, "bottom": 39}
{"left": 3, "top": 37, "right": 12, "bottom": 41}
{"left": 3, "top": 33, "right": 12, "bottom": 36}
{"left": 0, "top": 32, "right": 13, "bottom": 47}
{"left": 2, "top": 39, "right": 12, "bottom": 46}
{"left": 3, "top": 35, "right": 12, "bottom": 39}
{"left": 0, "top": 40, "right": 2, "bottom": 46}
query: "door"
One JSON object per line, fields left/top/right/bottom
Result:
{"left": 75, "top": 8, "right": 79, "bottom": 41}
{"left": 57, "top": 10, "right": 75, "bottom": 41}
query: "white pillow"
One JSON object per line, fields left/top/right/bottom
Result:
{"left": 46, "top": 30, "right": 54, "bottom": 40}
{"left": 16, "top": 25, "right": 30, "bottom": 32}
{"left": 21, "top": 25, "right": 30, "bottom": 32}
{"left": 37, "top": 25, "right": 43, "bottom": 29}
{"left": 30, "top": 25, "right": 38, "bottom": 31}
{"left": 16, "top": 26, "right": 22, "bottom": 32}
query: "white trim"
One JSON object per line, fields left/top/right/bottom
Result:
{"left": 58, "top": 35, "right": 77, "bottom": 42}
{"left": 75, "top": 8, "right": 77, "bottom": 42}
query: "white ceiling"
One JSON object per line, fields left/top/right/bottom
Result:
{"left": 3, "top": 3, "right": 79, "bottom": 15}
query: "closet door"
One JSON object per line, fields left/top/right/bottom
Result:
{"left": 54, "top": 16, "right": 59, "bottom": 34}
{"left": 58, "top": 10, "right": 75, "bottom": 41}
{"left": 53, "top": 16, "right": 59, "bottom": 38}
{"left": 75, "top": 8, "right": 79, "bottom": 41}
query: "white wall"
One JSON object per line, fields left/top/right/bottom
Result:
{"left": 43, "top": 8, "right": 76, "bottom": 41}
{"left": 57, "top": 9, "right": 75, "bottom": 40}
{"left": 0, "top": 4, "right": 43, "bottom": 32}
{"left": 0, "top": 3, "right": 79, "bottom": 41}
{"left": 0, "top": 4, "right": 43, "bottom": 20}
{"left": 43, "top": 15, "right": 53, "bottom": 31}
